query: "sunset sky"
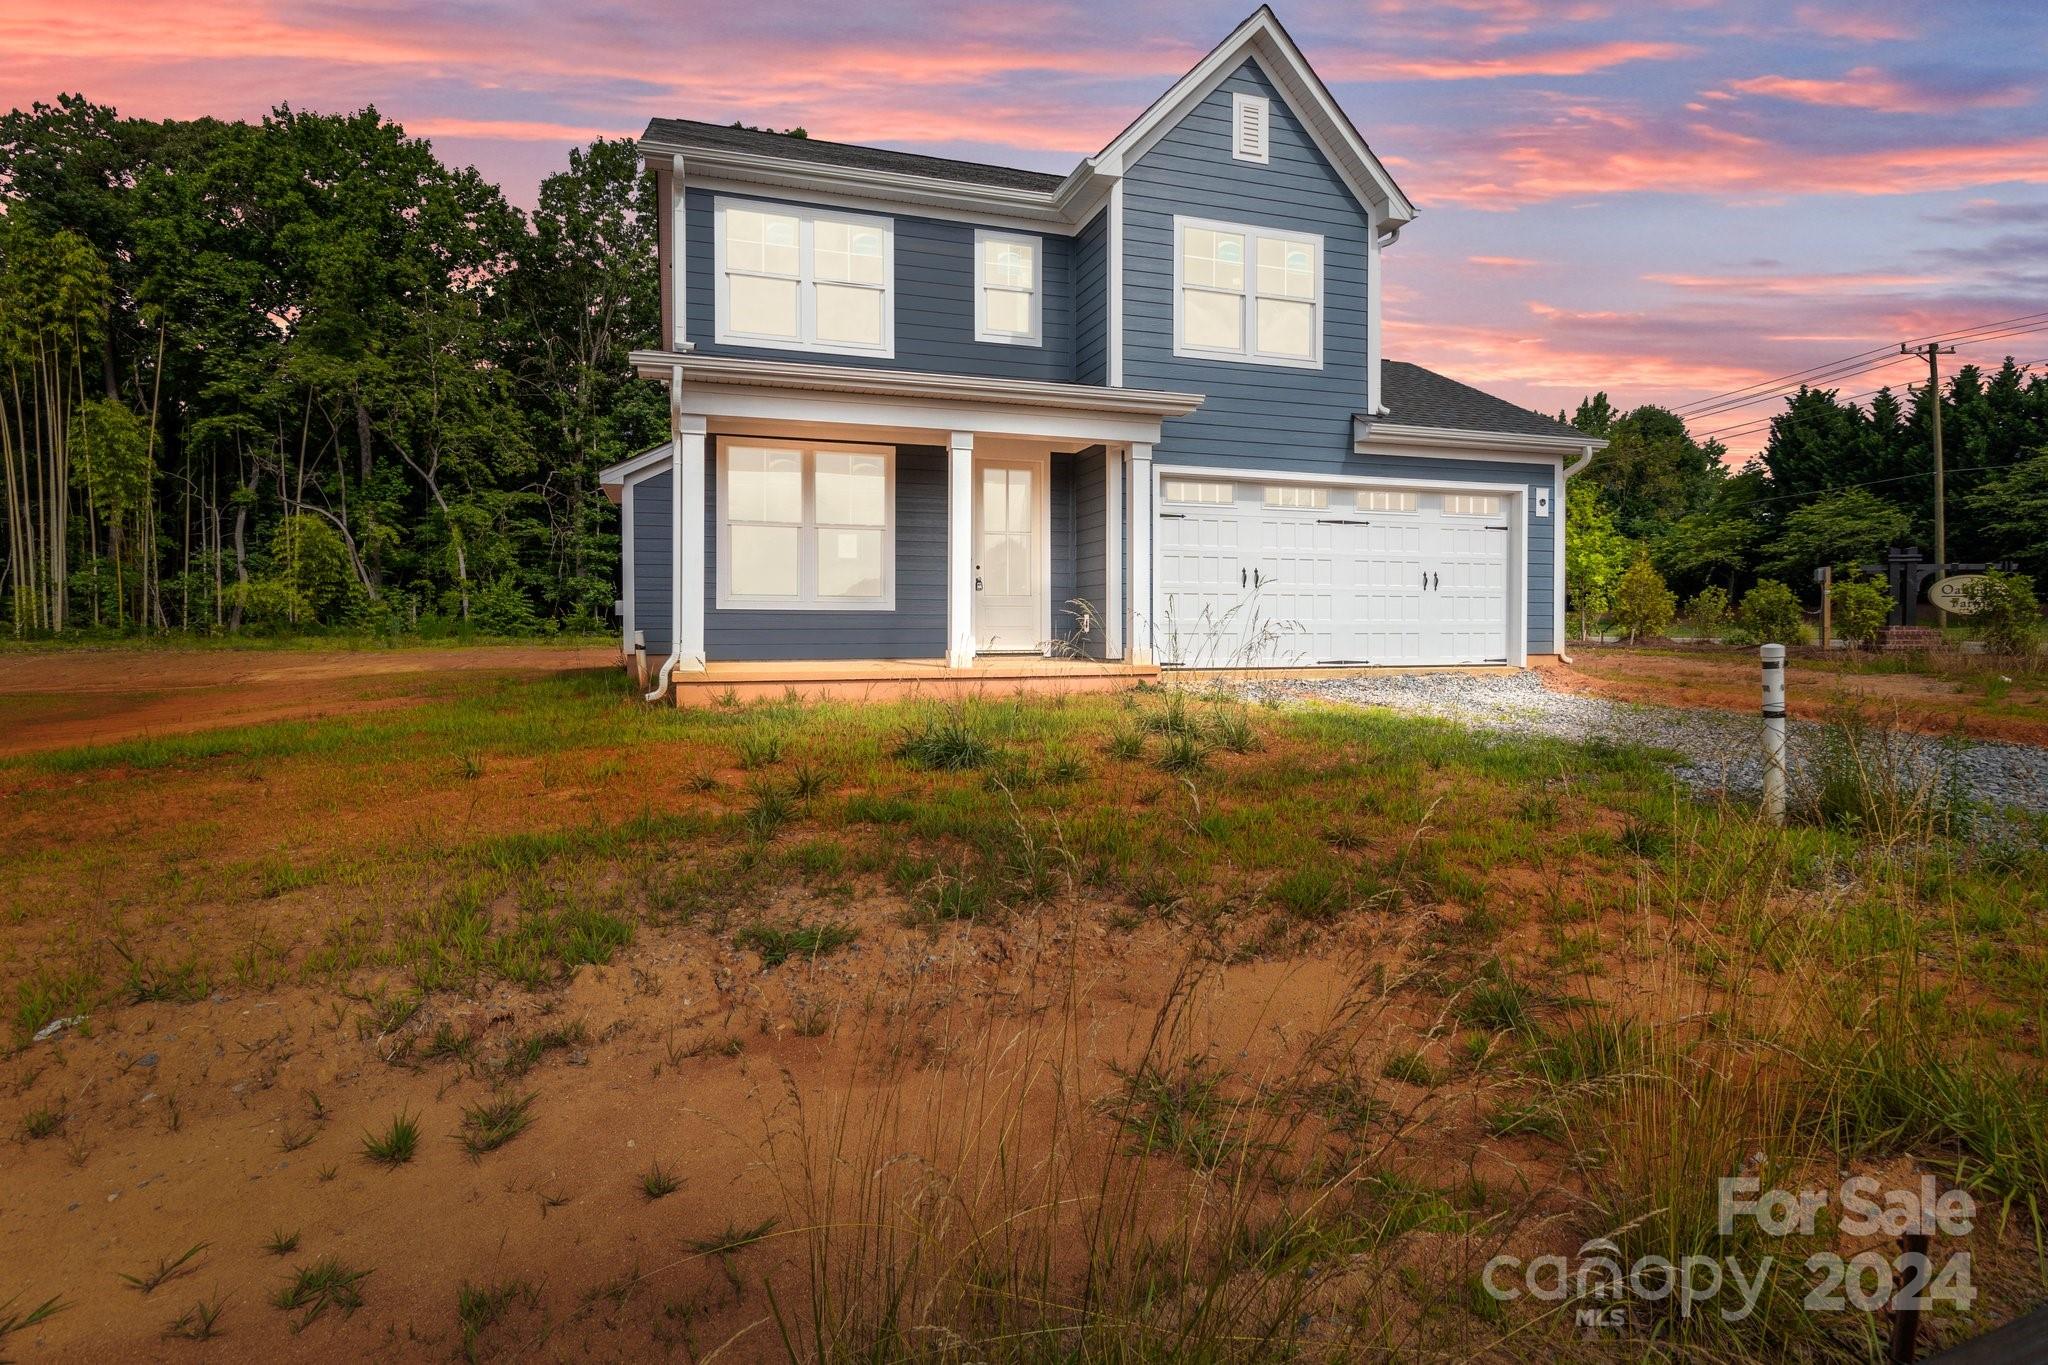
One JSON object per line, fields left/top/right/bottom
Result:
{"left": 6, "top": 0, "right": 2047, "bottom": 456}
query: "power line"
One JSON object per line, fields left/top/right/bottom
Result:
{"left": 1667, "top": 308, "right": 2048, "bottom": 417}
{"left": 1676, "top": 320, "right": 2048, "bottom": 423}
{"left": 1686, "top": 354, "right": 2048, "bottom": 446}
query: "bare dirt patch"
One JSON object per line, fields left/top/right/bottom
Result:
{"left": 0, "top": 643, "right": 615, "bottom": 757}
{"left": 1544, "top": 647, "right": 2048, "bottom": 746}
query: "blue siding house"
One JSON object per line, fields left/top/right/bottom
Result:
{"left": 602, "top": 6, "right": 1603, "bottom": 696}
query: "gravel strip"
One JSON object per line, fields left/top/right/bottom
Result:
{"left": 1227, "top": 670, "right": 2048, "bottom": 820}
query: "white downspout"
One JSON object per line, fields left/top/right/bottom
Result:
{"left": 645, "top": 366, "right": 685, "bottom": 701}
{"left": 1557, "top": 440, "right": 1597, "bottom": 664}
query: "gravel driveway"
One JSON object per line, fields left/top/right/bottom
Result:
{"left": 1230, "top": 670, "right": 2048, "bottom": 820}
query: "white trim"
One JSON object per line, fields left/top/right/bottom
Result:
{"left": 712, "top": 196, "right": 896, "bottom": 359}
{"left": 714, "top": 439, "right": 896, "bottom": 612}
{"left": 671, "top": 154, "right": 687, "bottom": 350}
{"left": 677, "top": 419, "right": 707, "bottom": 667}
{"left": 680, "top": 171, "right": 1086, "bottom": 237}
{"left": 972, "top": 228, "right": 1044, "bottom": 347}
{"left": 1150, "top": 463, "right": 1530, "bottom": 667}
{"left": 1354, "top": 419, "right": 1605, "bottom": 460}
{"left": 631, "top": 351, "right": 1200, "bottom": 418}
{"left": 1106, "top": 180, "right": 1125, "bottom": 386}
{"left": 947, "top": 433, "right": 976, "bottom": 666}
{"left": 1126, "top": 442, "right": 1155, "bottom": 665}
{"left": 1365, "top": 231, "right": 1382, "bottom": 415}
{"left": 620, "top": 474, "right": 636, "bottom": 655}
{"left": 599, "top": 442, "right": 673, "bottom": 494}
{"left": 648, "top": 142, "right": 1084, "bottom": 231}
{"left": 1231, "top": 92, "right": 1270, "bottom": 164}
{"left": 1171, "top": 215, "right": 1324, "bottom": 370}
{"left": 1104, "top": 447, "right": 1125, "bottom": 659}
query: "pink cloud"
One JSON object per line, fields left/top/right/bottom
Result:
{"left": 1792, "top": 5, "right": 1916, "bottom": 42}
{"left": 1726, "top": 68, "right": 2035, "bottom": 114}
{"left": 1468, "top": 255, "right": 1542, "bottom": 270}
{"left": 1356, "top": 40, "right": 1693, "bottom": 81}
{"left": 1643, "top": 269, "right": 1942, "bottom": 296}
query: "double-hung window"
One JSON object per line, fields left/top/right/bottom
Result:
{"left": 715, "top": 199, "right": 893, "bottom": 356}
{"left": 975, "top": 230, "right": 1042, "bottom": 345}
{"left": 1173, "top": 216, "right": 1322, "bottom": 368}
{"left": 718, "top": 443, "right": 893, "bottom": 610}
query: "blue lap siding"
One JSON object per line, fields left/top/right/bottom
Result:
{"left": 1121, "top": 58, "right": 1558, "bottom": 652}
{"left": 684, "top": 189, "right": 1075, "bottom": 382}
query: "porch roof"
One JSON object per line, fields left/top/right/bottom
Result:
{"left": 611, "top": 352, "right": 1204, "bottom": 479}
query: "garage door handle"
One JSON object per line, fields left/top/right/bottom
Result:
{"left": 1420, "top": 570, "right": 1427, "bottom": 590}
{"left": 1241, "top": 568, "right": 1247, "bottom": 588}
{"left": 1433, "top": 572, "right": 1440, "bottom": 591}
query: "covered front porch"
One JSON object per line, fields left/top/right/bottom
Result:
{"left": 611, "top": 352, "right": 1203, "bottom": 700}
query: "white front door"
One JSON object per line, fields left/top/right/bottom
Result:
{"left": 973, "top": 460, "right": 1043, "bottom": 652}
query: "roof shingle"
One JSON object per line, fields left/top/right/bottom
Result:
{"left": 1375, "top": 361, "right": 1586, "bottom": 440}
{"left": 640, "top": 118, "right": 1065, "bottom": 194}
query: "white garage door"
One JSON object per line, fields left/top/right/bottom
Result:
{"left": 1155, "top": 479, "right": 1511, "bottom": 668}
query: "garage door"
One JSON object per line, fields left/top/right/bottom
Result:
{"left": 1155, "top": 479, "right": 1510, "bottom": 668}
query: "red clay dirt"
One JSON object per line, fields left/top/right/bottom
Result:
{"left": 1541, "top": 648, "right": 2048, "bottom": 747}
{"left": 0, "top": 645, "right": 616, "bottom": 757}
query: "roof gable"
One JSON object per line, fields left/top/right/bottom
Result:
{"left": 1086, "top": 7, "right": 1414, "bottom": 224}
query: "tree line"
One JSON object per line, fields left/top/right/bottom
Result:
{"left": 1561, "top": 363, "right": 2048, "bottom": 642}
{"left": 3, "top": 95, "right": 2045, "bottom": 644}
{"left": 1, "top": 95, "right": 664, "bottom": 639}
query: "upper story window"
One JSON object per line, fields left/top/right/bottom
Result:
{"left": 1173, "top": 216, "right": 1322, "bottom": 369}
{"left": 714, "top": 198, "right": 893, "bottom": 357}
{"left": 975, "top": 230, "right": 1042, "bottom": 345}
{"left": 1231, "top": 93, "right": 1270, "bottom": 164}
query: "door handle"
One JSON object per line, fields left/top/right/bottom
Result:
{"left": 1433, "top": 572, "right": 1440, "bottom": 591}
{"left": 975, "top": 577, "right": 983, "bottom": 591}
{"left": 1420, "top": 570, "right": 1427, "bottom": 590}
{"left": 1241, "top": 568, "right": 1247, "bottom": 588}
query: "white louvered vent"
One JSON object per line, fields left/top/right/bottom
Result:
{"left": 1232, "top": 93, "right": 1269, "bottom": 164}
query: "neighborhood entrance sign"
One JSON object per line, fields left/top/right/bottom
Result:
{"left": 1928, "top": 575, "right": 1987, "bottom": 616}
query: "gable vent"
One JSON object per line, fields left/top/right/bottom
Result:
{"left": 1232, "top": 93, "right": 1269, "bottom": 164}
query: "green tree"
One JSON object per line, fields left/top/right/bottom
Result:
{"left": 1582, "top": 404, "right": 1727, "bottom": 539}
{"left": 1565, "top": 491, "right": 1630, "bottom": 639}
{"left": 1959, "top": 569, "right": 2041, "bottom": 660}
{"left": 1761, "top": 488, "right": 1908, "bottom": 578}
{"left": 1828, "top": 574, "right": 1889, "bottom": 648}
{"left": 1964, "top": 450, "right": 2048, "bottom": 582}
{"left": 1685, "top": 585, "right": 1730, "bottom": 635}
{"left": 71, "top": 396, "right": 155, "bottom": 627}
{"left": 1611, "top": 551, "right": 1676, "bottom": 643}
{"left": 1739, "top": 581, "right": 1806, "bottom": 645}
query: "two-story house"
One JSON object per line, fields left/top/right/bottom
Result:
{"left": 601, "top": 6, "right": 1604, "bottom": 700}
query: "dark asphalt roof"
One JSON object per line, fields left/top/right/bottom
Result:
{"left": 1375, "top": 360, "right": 1587, "bottom": 440}
{"left": 641, "top": 118, "right": 1065, "bottom": 193}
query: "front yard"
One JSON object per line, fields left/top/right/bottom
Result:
{"left": 1, "top": 657, "right": 2044, "bottom": 1360}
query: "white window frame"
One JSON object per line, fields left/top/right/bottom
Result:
{"left": 1442, "top": 494, "right": 1504, "bottom": 518}
{"left": 1231, "top": 92, "right": 1270, "bottom": 164}
{"left": 713, "top": 197, "right": 895, "bottom": 359}
{"left": 973, "top": 229, "right": 1043, "bottom": 347}
{"left": 1361, "top": 490, "right": 1419, "bottom": 513}
{"left": 1163, "top": 478, "right": 1234, "bottom": 505}
{"left": 1263, "top": 484, "right": 1327, "bottom": 509}
{"left": 1171, "top": 215, "right": 1323, "bottom": 370}
{"left": 716, "top": 441, "right": 896, "bottom": 611}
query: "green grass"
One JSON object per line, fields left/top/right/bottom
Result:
{"left": 639, "top": 1162, "right": 681, "bottom": 1200}
{"left": 459, "top": 1092, "right": 536, "bottom": 1156}
{"left": 118, "top": 1243, "right": 207, "bottom": 1295}
{"left": 734, "top": 919, "right": 859, "bottom": 967}
{"left": 272, "top": 1257, "right": 369, "bottom": 1328}
{"left": 360, "top": 1110, "right": 420, "bottom": 1167}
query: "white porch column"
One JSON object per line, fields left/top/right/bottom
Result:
{"left": 946, "top": 431, "right": 977, "bottom": 667}
{"left": 675, "top": 413, "right": 707, "bottom": 672}
{"left": 1103, "top": 447, "right": 1125, "bottom": 659}
{"left": 1125, "top": 441, "right": 1154, "bottom": 665}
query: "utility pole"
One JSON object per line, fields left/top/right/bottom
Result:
{"left": 1902, "top": 341, "right": 1956, "bottom": 626}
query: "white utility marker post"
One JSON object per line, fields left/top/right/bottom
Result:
{"left": 1760, "top": 643, "right": 1787, "bottom": 825}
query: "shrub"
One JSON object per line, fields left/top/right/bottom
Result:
{"left": 1828, "top": 573, "right": 1889, "bottom": 648}
{"left": 1611, "top": 553, "right": 1676, "bottom": 643}
{"left": 1685, "top": 585, "right": 1730, "bottom": 634}
{"left": 1738, "top": 580, "right": 1805, "bottom": 645}
{"left": 1961, "top": 569, "right": 2042, "bottom": 659}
